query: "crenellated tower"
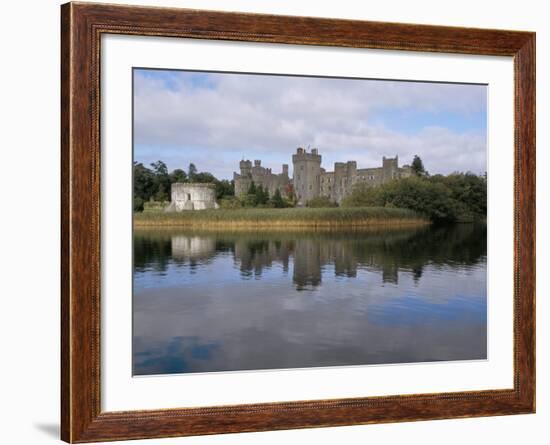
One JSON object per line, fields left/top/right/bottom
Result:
{"left": 292, "top": 147, "right": 322, "bottom": 206}
{"left": 382, "top": 155, "right": 399, "bottom": 182}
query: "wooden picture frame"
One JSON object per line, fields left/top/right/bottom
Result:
{"left": 61, "top": 2, "right": 535, "bottom": 442}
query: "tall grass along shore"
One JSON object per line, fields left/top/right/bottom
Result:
{"left": 134, "top": 207, "right": 429, "bottom": 229}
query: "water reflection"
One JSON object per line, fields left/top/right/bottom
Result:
{"left": 133, "top": 225, "right": 487, "bottom": 375}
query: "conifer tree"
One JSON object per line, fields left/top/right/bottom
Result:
{"left": 271, "top": 188, "right": 285, "bottom": 208}
{"left": 411, "top": 155, "right": 426, "bottom": 176}
{"left": 247, "top": 181, "right": 257, "bottom": 195}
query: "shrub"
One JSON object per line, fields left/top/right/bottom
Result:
{"left": 133, "top": 196, "right": 144, "bottom": 212}
{"left": 219, "top": 197, "right": 242, "bottom": 209}
{"left": 143, "top": 200, "right": 167, "bottom": 213}
{"left": 342, "top": 174, "right": 486, "bottom": 223}
{"left": 242, "top": 193, "right": 258, "bottom": 207}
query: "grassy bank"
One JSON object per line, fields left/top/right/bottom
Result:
{"left": 133, "top": 206, "right": 429, "bottom": 229}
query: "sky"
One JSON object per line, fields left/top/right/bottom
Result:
{"left": 133, "top": 68, "right": 487, "bottom": 180}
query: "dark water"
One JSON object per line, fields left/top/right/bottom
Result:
{"left": 133, "top": 224, "right": 487, "bottom": 375}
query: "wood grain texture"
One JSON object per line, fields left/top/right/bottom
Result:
{"left": 60, "top": 2, "right": 536, "bottom": 442}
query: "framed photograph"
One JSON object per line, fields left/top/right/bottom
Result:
{"left": 61, "top": 2, "right": 535, "bottom": 442}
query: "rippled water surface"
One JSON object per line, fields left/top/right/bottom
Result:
{"left": 133, "top": 224, "right": 487, "bottom": 375}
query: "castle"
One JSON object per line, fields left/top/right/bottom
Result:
{"left": 234, "top": 147, "right": 412, "bottom": 206}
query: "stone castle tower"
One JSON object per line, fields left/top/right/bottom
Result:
{"left": 292, "top": 147, "right": 322, "bottom": 206}
{"left": 382, "top": 156, "right": 399, "bottom": 182}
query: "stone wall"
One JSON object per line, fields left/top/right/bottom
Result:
{"left": 165, "top": 183, "right": 219, "bottom": 211}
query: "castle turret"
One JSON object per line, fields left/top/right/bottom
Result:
{"left": 333, "top": 160, "right": 356, "bottom": 204}
{"left": 282, "top": 164, "right": 289, "bottom": 177}
{"left": 239, "top": 159, "right": 252, "bottom": 176}
{"left": 382, "top": 156, "right": 399, "bottom": 182}
{"left": 235, "top": 160, "right": 253, "bottom": 196}
{"left": 292, "top": 147, "right": 321, "bottom": 206}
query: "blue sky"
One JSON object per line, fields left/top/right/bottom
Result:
{"left": 134, "top": 69, "right": 487, "bottom": 179}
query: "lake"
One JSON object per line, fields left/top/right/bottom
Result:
{"left": 133, "top": 224, "right": 487, "bottom": 375}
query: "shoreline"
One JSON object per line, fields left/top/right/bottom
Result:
{"left": 133, "top": 220, "right": 430, "bottom": 229}
{"left": 133, "top": 207, "right": 430, "bottom": 229}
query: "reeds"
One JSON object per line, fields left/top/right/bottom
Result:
{"left": 134, "top": 207, "right": 429, "bottom": 228}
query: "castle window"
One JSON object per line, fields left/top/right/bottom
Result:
{"left": 187, "top": 193, "right": 191, "bottom": 200}
{"left": 309, "top": 185, "right": 312, "bottom": 190}
{"left": 300, "top": 165, "right": 304, "bottom": 171}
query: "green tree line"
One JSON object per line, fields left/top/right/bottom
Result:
{"left": 133, "top": 161, "right": 234, "bottom": 211}
{"left": 220, "top": 181, "right": 293, "bottom": 209}
{"left": 134, "top": 155, "right": 487, "bottom": 223}
{"left": 342, "top": 170, "right": 487, "bottom": 223}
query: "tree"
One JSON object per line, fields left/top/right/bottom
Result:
{"left": 244, "top": 181, "right": 258, "bottom": 207}
{"left": 170, "top": 168, "right": 187, "bottom": 183}
{"left": 133, "top": 196, "right": 144, "bottom": 212}
{"left": 255, "top": 184, "right": 269, "bottom": 205}
{"left": 150, "top": 160, "right": 171, "bottom": 201}
{"left": 247, "top": 181, "right": 257, "bottom": 196}
{"left": 215, "top": 179, "right": 235, "bottom": 200}
{"left": 411, "top": 155, "right": 427, "bottom": 176}
{"left": 188, "top": 163, "right": 197, "bottom": 182}
{"left": 133, "top": 161, "right": 155, "bottom": 202}
{"left": 193, "top": 171, "right": 216, "bottom": 183}
{"left": 150, "top": 160, "right": 168, "bottom": 176}
{"left": 284, "top": 184, "right": 297, "bottom": 207}
{"left": 270, "top": 188, "right": 286, "bottom": 208}
{"left": 342, "top": 173, "right": 487, "bottom": 223}
{"left": 433, "top": 172, "right": 487, "bottom": 217}
{"left": 154, "top": 183, "right": 169, "bottom": 203}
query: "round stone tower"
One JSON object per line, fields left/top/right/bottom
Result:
{"left": 166, "top": 183, "right": 219, "bottom": 211}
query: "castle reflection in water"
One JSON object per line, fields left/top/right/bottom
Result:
{"left": 135, "top": 225, "right": 486, "bottom": 291}
{"left": 133, "top": 224, "right": 487, "bottom": 374}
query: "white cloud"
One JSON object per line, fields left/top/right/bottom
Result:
{"left": 134, "top": 71, "right": 486, "bottom": 177}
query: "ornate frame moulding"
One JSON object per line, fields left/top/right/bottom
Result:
{"left": 61, "top": 2, "right": 535, "bottom": 442}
